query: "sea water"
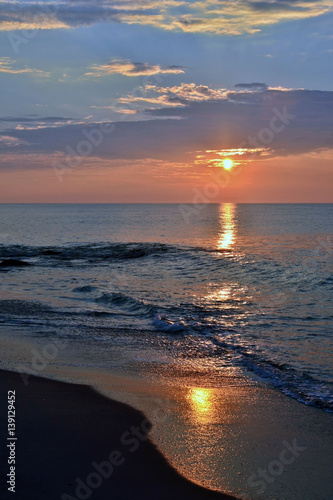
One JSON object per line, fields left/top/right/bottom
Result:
{"left": 0, "top": 203, "right": 332, "bottom": 410}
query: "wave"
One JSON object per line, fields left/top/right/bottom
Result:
{"left": 1, "top": 296, "right": 332, "bottom": 411}
{"left": 316, "top": 276, "right": 333, "bottom": 288}
{"left": 0, "top": 241, "right": 245, "bottom": 264}
{"left": 72, "top": 285, "right": 99, "bottom": 293}
{"left": 153, "top": 314, "right": 187, "bottom": 333}
{"left": 0, "top": 242, "right": 178, "bottom": 262}
{"left": 242, "top": 355, "right": 333, "bottom": 412}
{"left": 0, "top": 258, "right": 31, "bottom": 268}
{"left": 207, "top": 333, "right": 333, "bottom": 412}
{"left": 73, "top": 287, "right": 333, "bottom": 410}
{"left": 95, "top": 292, "right": 155, "bottom": 317}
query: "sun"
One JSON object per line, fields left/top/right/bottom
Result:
{"left": 223, "top": 159, "right": 233, "bottom": 170}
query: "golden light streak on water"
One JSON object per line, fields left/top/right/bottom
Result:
{"left": 217, "top": 203, "right": 236, "bottom": 250}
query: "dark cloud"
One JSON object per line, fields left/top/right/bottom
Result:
{"left": 250, "top": 0, "right": 321, "bottom": 10}
{"left": 0, "top": 116, "right": 75, "bottom": 123}
{"left": 0, "top": 89, "right": 332, "bottom": 166}
{"left": 86, "top": 60, "right": 186, "bottom": 77}
{"left": 0, "top": 2, "right": 120, "bottom": 27}
{"left": 249, "top": 2, "right": 295, "bottom": 11}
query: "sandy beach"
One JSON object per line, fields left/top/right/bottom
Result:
{"left": 0, "top": 369, "right": 238, "bottom": 500}
{"left": 0, "top": 332, "right": 333, "bottom": 500}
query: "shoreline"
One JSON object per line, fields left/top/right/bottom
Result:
{"left": 0, "top": 368, "right": 237, "bottom": 500}
{"left": 1, "top": 333, "right": 333, "bottom": 499}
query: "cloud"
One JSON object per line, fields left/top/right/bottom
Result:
{"left": 116, "top": 81, "right": 298, "bottom": 114}
{"left": 235, "top": 83, "right": 268, "bottom": 91}
{"left": 0, "top": 135, "right": 27, "bottom": 147}
{"left": 1, "top": 87, "right": 332, "bottom": 170}
{"left": 0, "top": 115, "right": 102, "bottom": 133}
{"left": 113, "top": 83, "right": 229, "bottom": 114}
{"left": 85, "top": 59, "right": 186, "bottom": 77}
{"left": 116, "top": 94, "right": 185, "bottom": 111}
{"left": 0, "top": 57, "right": 49, "bottom": 77}
{"left": 90, "top": 82, "right": 230, "bottom": 116}
{"left": 147, "top": 83, "right": 229, "bottom": 101}
{"left": 0, "top": 115, "right": 75, "bottom": 123}
{"left": 1, "top": 0, "right": 332, "bottom": 35}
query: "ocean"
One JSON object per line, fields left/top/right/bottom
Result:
{"left": 0, "top": 203, "right": 332, "bottom": 411}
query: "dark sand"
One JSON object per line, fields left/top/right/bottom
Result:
{"left": 0, "top": 370, "right": 238, "bottom": 500}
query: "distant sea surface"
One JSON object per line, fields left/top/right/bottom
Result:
{"left": 0, "top": 203, "right": 332, "bottom": 410}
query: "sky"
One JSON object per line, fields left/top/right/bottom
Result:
{"left": 0, "top": 0, "right": 332, "bottom": 202}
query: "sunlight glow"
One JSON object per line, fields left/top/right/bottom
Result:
{"left": 206, "top": 288, "right": 231, "bottom": 301}
{"left": 194, "top": 148, "right": 270, "bottom": 170}
{"left": 190, "top": 388, "right": 211, "bottom": 410}
{"left": 222, "top": 159, "right": 233, "bottom": 170}
{"left": 187, "top": 388, "right": 214, "bottom": 423}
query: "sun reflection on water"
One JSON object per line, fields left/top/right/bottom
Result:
{"left": 217, "top": 203, "right": 236, "bottom": 250}
{"left": 187, "top": 387, "right": 216, "bottom": 424}
{"left": 205, "top": 287, "right": 231, "bottom": 301}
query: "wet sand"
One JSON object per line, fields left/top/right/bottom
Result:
{"left": 1, "top": 334, "right": 333, "bottom": 500}
{"left": 0, "top": 369, "right": 237, "bottom": 500}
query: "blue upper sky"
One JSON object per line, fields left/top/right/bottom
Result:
{"left": 1, "top": 0, "right": 332, "bottom": 118}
